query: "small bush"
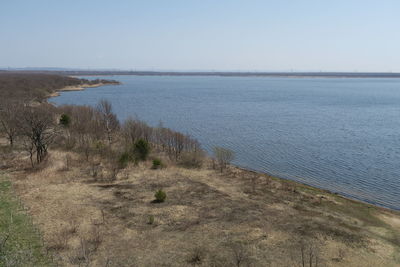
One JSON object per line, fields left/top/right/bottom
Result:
{"left": 147, "top": 215, "right": 155, "bottom": 225}
{"left": 106, "top": 151, "right": 130, "bottom": 180}
{"left": 187, "top": 247, "right": 206, "bottom": 265}
{"left": 154, "top": 189, "right": 166, "bottom": 203}
{"left": 152, "top": 159, "right": 163, "bottom": 169}
{"left": 59, "top": 114, "right": 71, "bottom": 127}
{"left": 133, "top": 139, "right": 150, "bottom": 161}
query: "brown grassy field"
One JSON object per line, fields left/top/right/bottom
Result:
{"left": 1, "top": 143, "right": 399, "bottom": 266}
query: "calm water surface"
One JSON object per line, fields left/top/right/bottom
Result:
{"left": 52, "top": 76, "right": 400, "bottom": 210}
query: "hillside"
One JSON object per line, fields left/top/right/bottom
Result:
{"left": 1, "top": 145, "right": 400, "bottom": 266}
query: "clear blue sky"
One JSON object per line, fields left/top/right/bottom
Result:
{"left": 1, "top": 0, "right": 399, "bottom": 72}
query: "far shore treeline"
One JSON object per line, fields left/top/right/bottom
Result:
{"left": 4, "top": 69, "right": 400, "bottom": 78}
{"left": 0, "top": 72, "right": 119, "bottom": 101}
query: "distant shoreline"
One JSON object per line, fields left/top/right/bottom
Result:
{"left": 4, "top": 70, "right": 400, "bottom": 79}
{"left": 76, "top": 72, "right": 400, "bottom": 79}
{"left": 47, "top": 81, "right": 120, "bottom": 98}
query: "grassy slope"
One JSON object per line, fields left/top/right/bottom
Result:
{"left": 0, "top": 174, "right": 51, "bottom": 267}
{"left": 3, "top": 150, "right": 400, "bottom": 266}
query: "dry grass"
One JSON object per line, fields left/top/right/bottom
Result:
{"left": 3, "top": 149, "right": 400, "bottom": 266}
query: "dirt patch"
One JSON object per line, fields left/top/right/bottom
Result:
{"left": 380, "top": 213, "right": 400, "bottom": 229}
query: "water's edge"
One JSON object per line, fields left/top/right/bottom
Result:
{"left": 49, "top": 79, "right": 400, "bottom": 212}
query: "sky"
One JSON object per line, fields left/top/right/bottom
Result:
{"left": 1, "top": 0, "right": 400, "bottom": 72}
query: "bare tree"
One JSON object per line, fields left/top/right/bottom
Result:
{"left": 298, "top": 239, "right": 321, "bottom": 267}
{"left": 228, "top": 242, "right": 252, "bottom": 267}
{"left": 0, "top": 101, "right": 20, "bottom": 147}
{"left": 121, "top": 117, "right": 153, "bottom": 146}
{"left": 62, "top": 105, "right": 103, "bottom": 160}
{"left": 22, "top": 136, "right": 36, "bottom": 168}
{"left": 17, "top": 104, "right": 57, "bottom": 166}
{"left": 156, "top": 126, "right": 202, "bottom": 161}
{"left": 170, "top": 132, "right": 186, "bottom": 160}
{"left": 96, "top": 99, "right": 119, "bottom": 145}
{"left": 179, "top": 150, "right": 205, "bottom": 168}
{"left": 73, "top": 106, "right": 96, "bottom": 159}
{"left": 213, "top": 146, "right": 235, "bottom": 172}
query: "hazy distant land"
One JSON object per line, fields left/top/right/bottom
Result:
{"left": 2, "top": 69, "right": 400, "bottom": 78}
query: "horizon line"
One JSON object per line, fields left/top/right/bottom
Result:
{"left": 1, "top": 67, "right": 400, "bottom": 75}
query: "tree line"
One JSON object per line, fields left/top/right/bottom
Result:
{"left": 0, "top": 98, "right": 210, "bottom": 171}
{"left": 0, "top": 72, "right": 119, "bottom": 102}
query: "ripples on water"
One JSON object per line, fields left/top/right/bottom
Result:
{"left": 52, "top": 76, "right": 400, "bottom": 210}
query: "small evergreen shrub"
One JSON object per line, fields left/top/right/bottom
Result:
{"left": 154, "top": 189, "right": 166, "bottom": 203}
{"left": 152, "top": 159, "right": 163, "bottom": 169}
{"left": 133, "top": 139, "right": 150, "bottom": 161}
{"left": 59, "top": 114, "right": 71, "bottom": 127}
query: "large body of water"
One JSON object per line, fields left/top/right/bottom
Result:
{"left": 52, "top": 75, "right": 400, "bottom": 210}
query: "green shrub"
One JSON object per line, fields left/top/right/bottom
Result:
{"left": 154, "top": 189, "right": 166, "bottom": 203}
{"left": 59, "top": 114, "right": 71, "bottom": 127}
{"left": 152, "top": 159, "right": 163, "bottom": 169}
{"left": 133, "top": 139, "right": 150, "bottom": 161}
